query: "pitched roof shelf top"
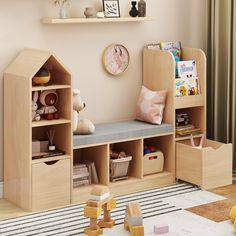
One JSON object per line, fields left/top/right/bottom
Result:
{"left": 41, "top": 17, "right": 155, "bottom": 24}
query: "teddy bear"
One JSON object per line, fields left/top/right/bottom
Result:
{"left": 73, "top": 89, "right": 95, "bottom": 135}
{"left": 37, "top": 90, "right": 60, "bottom": 120}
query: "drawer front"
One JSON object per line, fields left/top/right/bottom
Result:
{"left": 32, "top": 159, "right": 71, "bottom": 211}
{"left": 176, "top": 142, "right": 202, "bottom": 186}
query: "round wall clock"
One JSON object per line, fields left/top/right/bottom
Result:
{"left": 102, "top": 44, "right": 130, "bottom": 76}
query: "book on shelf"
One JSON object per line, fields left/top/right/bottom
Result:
{"left": 32, "top": 148, "right": 65, "bottom": 160}
{"left": 84, "top": 160, "right": 99, "bottom": 184}
{"left": 160, "top": 41, "right": 181, "bottom": 62}
{"left": 73, "top": 179, "right": 89, "bottom": 187}
{"left": 175, "top": 78, "right": 200, "bottom": 97}
{"left": 176, "top": 60, "right": 198, "bottom": 78}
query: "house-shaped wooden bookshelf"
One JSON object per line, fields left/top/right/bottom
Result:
{"left": 4, "top": 48, "right": 72, "bottom": 211}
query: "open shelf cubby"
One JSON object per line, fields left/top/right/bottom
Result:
{"left": 73, "top": 144, "right": 109, "bottom": 186}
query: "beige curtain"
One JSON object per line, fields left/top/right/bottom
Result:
{"left": 207, "top": 0, "right": 236, "bottom": 170}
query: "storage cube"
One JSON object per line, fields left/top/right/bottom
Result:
{"left": 143, "top": 151, "right": 164, "bottom": 175}
{"left": 32, "top": 158, "right": 71, "bottom": 211}
{"left": 176, "top": 139, "right": 232, "bottom": 189}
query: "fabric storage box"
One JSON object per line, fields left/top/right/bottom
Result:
{"left": 176, "top": 139, "right": 232, "bottom": 189}
{"left": 110, "top": 156, "right": 132, "bottom": 181}
{"left": 143, "top": 151, "right": 164, "bottom": 175}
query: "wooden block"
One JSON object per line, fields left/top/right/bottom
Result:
{"left": 104, "top": 198, "right": 116, "bottom": 210}
{"left": 87, "top": 195, "right": 113, "bottom": 208}
{"left": 126, "top": 202, "right": 142, "bottom": 217}
{"left": 130, "top": 225, "right": 144, "bottom": 236}
{"left": 98, "top": 219, "right": 115, "bottom": 228}
{"left": 126, "top": 213, "right": 143, "bottom": 227}
{"left": 154, "top": 224, "right": 169, "bottom": 234}
{"left": 84, "top": 206, "right": 101, "bottom": 218}
{"left": 91, "top": 186, "right": 109, "bottom": 196}
{"left": 124, "top": 220, "right": 130, "bottom": 231}
{"left": 84, "top": 227, "right": 103, "bottom": 236}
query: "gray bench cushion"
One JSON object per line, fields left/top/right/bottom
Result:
{"left": 73, "top": 120, "right": 173, "bottom": 148}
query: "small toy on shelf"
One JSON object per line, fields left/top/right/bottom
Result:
{"left": 124, "top": 202, "right": 144, "bottom": 236}
{"left": 32, "top": 67, "right": 50, "bottom": 85}
{"left": 154, "top": 224, "right": 169, "bottom": 235}
{"left": 190, "top": 133, "right": 205, "bottom": 149}
{"left": 38, "top": 90, "right": 60, "bottom": 120}
{"left": 84, "top": 186, "right": 116, "bottom": 235}
{"left": 32, "top": 91, "right": 41, "bottom": 121}
{"left": 143, "top": 145, "right": 164, "bottom": 175}
{"left": 176, "top": 113, "right": 190, "bottom": 126}
{"left": 73, "top": 89, "right": 95, "bottom": 135}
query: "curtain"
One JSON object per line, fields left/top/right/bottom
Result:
{"left": 207, "top": 0, "right": 236, "bottom": 170}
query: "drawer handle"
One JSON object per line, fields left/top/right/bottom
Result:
{"left": 44, "top": 160, "right": 59, "bottom": 165}
{"left": 149, "top": 156, "right": 157, "bottom": 160}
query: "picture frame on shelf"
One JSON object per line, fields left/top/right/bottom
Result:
{"left": 103, "top": 0, "right": 120, "bottom": 18}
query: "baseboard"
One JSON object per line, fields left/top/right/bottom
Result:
{"left": 0, "top": 181, "right": 3, "bottom": 199}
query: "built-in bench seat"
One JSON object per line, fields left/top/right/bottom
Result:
{"left": 73, "top": 120, "right": 173, "bottom": 148}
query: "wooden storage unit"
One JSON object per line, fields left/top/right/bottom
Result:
{"left": 72, "top": 120, "right": 175, "bottom": 203}
{"left": 143, "top": 47, "right": 232, "bottom": 189}
{"left": 4, "top": 48, "right": 72, "bottom": 211}
{"left": 176, "top": 139, "right": 232, "bottom": 189}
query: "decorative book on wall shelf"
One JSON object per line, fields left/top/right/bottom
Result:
{"left": 41, "top": 17, "right": 155, "bottom": 24}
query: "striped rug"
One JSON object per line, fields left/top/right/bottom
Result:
{"left": 0, "top": 182, "right": 200, "bottom": 236}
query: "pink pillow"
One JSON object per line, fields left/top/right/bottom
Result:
{"left": 135, "top": 86, "right": 167, "bottom": 124}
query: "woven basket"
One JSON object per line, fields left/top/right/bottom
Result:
{"left": 110, "top": 156, "right": 132, "bottom": 181}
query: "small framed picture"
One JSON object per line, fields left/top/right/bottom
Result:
{"left": 103, "top": 0, "right": 120, "bottom": 18}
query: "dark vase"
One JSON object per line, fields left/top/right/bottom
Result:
{"left": 129, "top": 1, "right": 139, "bottom": 17}
{"left": 138, "top": 0, "right": 146, "bottom": 17}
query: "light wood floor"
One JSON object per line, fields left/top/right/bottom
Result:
{"left": 1, "top": 180, "right": 236, "bottom": 221}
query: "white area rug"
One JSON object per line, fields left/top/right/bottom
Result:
{"left": 0, "top": 182, "right": 228, "bottom": 236}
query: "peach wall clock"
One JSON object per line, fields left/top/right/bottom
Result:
{"left": 102, "top": 44, "right": 130, "bottom": 76}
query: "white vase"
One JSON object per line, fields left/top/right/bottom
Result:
{"left": 59, "top": 4, "right": 67, "bottom": 19}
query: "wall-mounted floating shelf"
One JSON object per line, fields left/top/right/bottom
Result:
{"left": 41, "top": 17, "right": 155, "bottom": 24}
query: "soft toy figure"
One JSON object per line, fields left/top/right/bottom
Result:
{"left": 38, "top": 90, "right": 60, "bottom": 120}
{"left": 73, "top": 89, "right": 95, "bottom": 134}
{"left": 32, "top": 91, "right": 41, "bottom": 121}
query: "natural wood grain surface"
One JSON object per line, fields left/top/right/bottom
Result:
{"left": 41, "top": 17, "right": 155, "bottom": 24}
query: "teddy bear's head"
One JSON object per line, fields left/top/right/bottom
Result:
{"left": 73, "top": 89, "right": 86, "bottom": 112}
{"left": 40, "top": 90, "right": 58, "bottom": 106}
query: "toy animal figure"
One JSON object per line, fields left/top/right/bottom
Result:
{"left": 38, "top": 90, "right": 60, "bottom": 120}
{"left": 73, "top": 89, "right": 95, "bottom": 135}
{"left": 32, "top": 91, "right": 41, "bottom": 121}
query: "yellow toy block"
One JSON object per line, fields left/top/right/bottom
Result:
{"left": 130, "top": 225, "right": 144, "bottom": 236}
{"left": 104, "top": 198, "right": 116, "bottom": 211}
{"left": 84, "top": 227, "right": 103, "bottom": 236}
{"left": 98, "top": 219, "right": 115, "bottom": 228}
{"left": 84, "top": 206, "right": 102, "bottom": 218}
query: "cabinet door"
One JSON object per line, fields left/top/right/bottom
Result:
{"left": 32, "top": 159, "right": 71, "bottom": 211}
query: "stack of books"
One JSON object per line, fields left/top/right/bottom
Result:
{"left": 73, "top": 164, "right": 90, "bottom": 187}
{"left": 176, "top": 124, "right": 201, "bottom": 137}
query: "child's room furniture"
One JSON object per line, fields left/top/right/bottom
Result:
{"left": 143, "top": 47, "right": 232, "bottom": 190}
{"left": 4, "top": 48, "right": 72, "bottom": 211}
{"left": 3, "top": 47, "right": 232, "bottom": 212}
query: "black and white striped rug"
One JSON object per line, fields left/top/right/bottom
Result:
{"left": 0, "top": 182, "right": 200, "bottom": 236}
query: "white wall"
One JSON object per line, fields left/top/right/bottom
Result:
{"left": 0, "top": 0, "right": 206, "bottom": 181}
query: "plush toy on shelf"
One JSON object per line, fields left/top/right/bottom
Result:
{"left": 32, "top": 91, "right": 41, "bottom": 121}
{"left": 38, "top": 90, "right": 60, "bottom": 120}
{"left": 73, "top": 89, "right": 95, "bottom": 135}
